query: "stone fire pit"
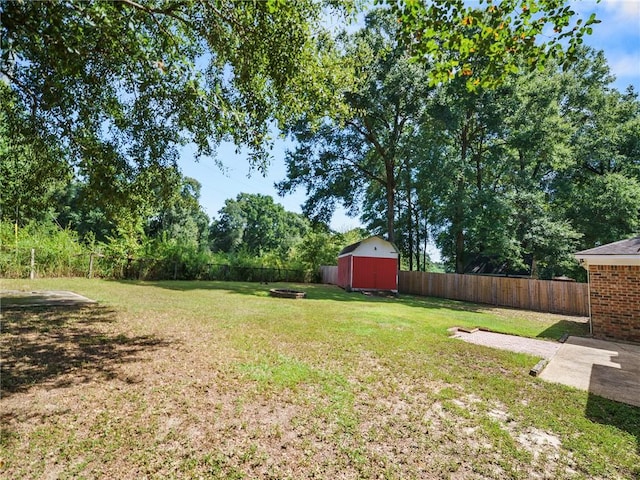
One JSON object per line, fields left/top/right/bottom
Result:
{"left": 269, "top": 288, "right": 306, "bottom": 299}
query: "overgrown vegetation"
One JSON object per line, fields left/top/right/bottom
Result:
{"left": 0, "top": 218, "right": 370, "bottom": 281}
{"left": 1, "top": 279, "right": 637, "bottom": 479}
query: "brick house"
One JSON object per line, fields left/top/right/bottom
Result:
{"left": 575, "top": 236, "right": 640, "bottom": 344}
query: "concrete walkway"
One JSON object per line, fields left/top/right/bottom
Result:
{"left": 451, "top": 329, "right": 561, "bottom": 359}
{"left": 452, "top": 328, "right": 640, "bottom": 408}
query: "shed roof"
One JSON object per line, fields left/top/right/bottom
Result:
{"left": 576, "top": 236, "right": 640, "bottom": 256}
{"left": 338, "top": 236, "right": 399, "bottom": 257}
{"left": 338, "top": 240, "right": 362, "bottom": 256}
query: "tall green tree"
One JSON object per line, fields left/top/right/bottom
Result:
{"left": 210, "top": 193, "right": 309, "bottom": 258}
{"left": 278, "top": 11, "right": 433, "bottom": 243}
{"left": 419, "top": 57, "right": 568, "bottom": 274}
{"left": 421, "top": 47, "right": 638, "bottom": 277}
{"left": 147, "top": 177, "right": 210, "bottom": 249}
{"left": 421, "top": 76, "right": 517, "bottom": 273}
{"left": 52, "top": 182, "right": 113, "bottom": 243}
{"left": 497, "top": 64, "right": 581, "bottom": 277}
{"left": 552, "top": 48, "right": 640, "bottom": 248}
{"left": 0, "top": 85, "right": 71, "bottom": 224}
{"left": 293, "top": 224, "right": 353, "bottom": 277}
{"left": 360, "top": 151, "right": 432, "bottom": 271}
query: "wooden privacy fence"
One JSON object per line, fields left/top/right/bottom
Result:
{"left": 320, "top": 266, "right": 589, "bottom": 316}
{"left": 320, "top": 265, "right": 339, "bottom": 285}
{"left": 399, "top": 271, "right": 589, "bottom": 316}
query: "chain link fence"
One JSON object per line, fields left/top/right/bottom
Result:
{"left": 1, "top": 247, "right": 307, "bottom": 283}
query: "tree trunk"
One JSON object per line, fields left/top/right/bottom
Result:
{"left": 385, "top": 158, "right": 396, "bottom": 244}
{"left": 386, "top": 184, "right": 395, "bottom": 244}
{"left": 454, "top": 109, "right": 472, "bottom": 274}
{"left": 407, "top": 185, "right": 414, "bottom": 271}
{"left": 422, "top": 220, "right": 428, "bottom": 272}
{"left": 455, "top": 228, "right": 465, "bottom": 274}
{"left": 414, "top": 207, "right": 421, "bottom": 271}
{"left": 531, "top": 256, "right": 538, "bottom": 279}
{"left": 453, "top": 174, "right": 466, "bottom": 274}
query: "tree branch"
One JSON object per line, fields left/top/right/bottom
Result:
{"left": 334, "top": 150, "right": 386, "bottom": 186}
{"left": 347, "top": 118, "right": 388, "bottom": 163}
{"left": 1, "top": 68, "right": 41, "bottom": 118}
{"left": 120, "top": 0, "right": 191, "bottom": 26}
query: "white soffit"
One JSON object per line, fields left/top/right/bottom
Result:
{"left": 575, "top": 255, "right": 640, "bottom": 267}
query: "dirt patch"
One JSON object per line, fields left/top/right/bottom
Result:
{"left": 440, "top": 395, "right": 576, "bottom": 480}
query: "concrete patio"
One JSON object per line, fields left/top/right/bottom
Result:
{"left": 453, "top": 328, "right": 640, "bottom": 408}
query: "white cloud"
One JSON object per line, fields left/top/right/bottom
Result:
{"left": 574, "top": 0, "right": 640, "bottom": 33}
{"left": 609, "top": 53, "right": 640, "bottom": 77}
{"left": 601, "top": 0, "right": 640, "bottom": 18}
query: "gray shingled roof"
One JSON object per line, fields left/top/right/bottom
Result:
{"left": 338, "top": 240, "right": 362, "bottom": 256}
{"left": 576, "top": 236, "right": 640, "bottom": 256}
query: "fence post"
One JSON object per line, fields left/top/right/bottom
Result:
{"left": 30, "top": 248, "right": 35, "bottom": 279}
{"left": 88, "top": 253, "right": 94, "bottom": 278}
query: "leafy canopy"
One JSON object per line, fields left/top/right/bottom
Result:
{"left": 385, "top": 0, "right": 600, "bottom": 90}
{"left": 278, "top": 11, "right": 433, "bottom": 243}
{"left": 0, "top": 0, "right": 353, "bottom": 221}
{"left": 210, "top": 193, "right": 309, "bottom": 257}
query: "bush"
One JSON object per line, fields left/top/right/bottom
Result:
{"left": 0, "top": 221, "right": 90, "bottom": 278}
{"left": 0, "top": 220, "right": 310, "bottom": 282}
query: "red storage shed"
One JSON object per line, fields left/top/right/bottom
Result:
{"left": 337, "top": 236, "right": 400, "bottom": 293}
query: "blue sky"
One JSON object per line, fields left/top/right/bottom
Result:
{"left": 577, "top": 0, "right": 640, "bottom": 91}
{"left": 180, "top": 0, "right": 640, "bottom": 240}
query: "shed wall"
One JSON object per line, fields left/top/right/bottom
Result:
{"left": 589, "top": 264, "right": 640, "bottom": 344}
{"left": 337, "top": 255, "right": 352, "bottom": 290}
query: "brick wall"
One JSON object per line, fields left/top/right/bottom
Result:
{"left": 589, "top": 264, "right": 640, "bottom": 344}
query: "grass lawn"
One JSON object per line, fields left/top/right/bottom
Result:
{"left": 1, "top": 278, "right": 638, "bottom": 479}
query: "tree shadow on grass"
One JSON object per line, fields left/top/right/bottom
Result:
{"left": 113, "top": 279, "right": 496, "bottom": 309}
{"left": 113, "top": 279, "right": 365, "bottom": 300}
{"left": 536, "top": 319, "right": 590, "bottom": 340}
{"left": 0, "top": 305, "right": 175, "bottom": 399}
{"left": 586, "top": 390, "right": 640, "bottom": 456}
{"left": 111, "top": 280, "right": 590, "bottom": 332}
